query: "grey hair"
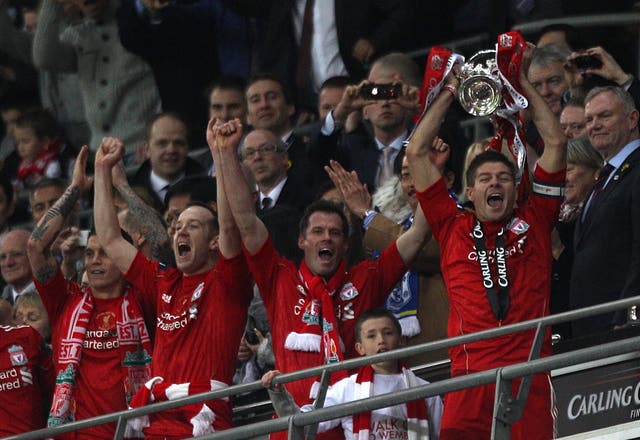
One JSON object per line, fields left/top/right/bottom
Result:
{"left": 585, "top": 85, "right": 637, "bottom": 113}
{"left": 531, "top": 44, "right": 571, "bottom": 68}
{"left": 567, "top": 136, "right": 603, "bottom": 170}
{"left": 370, "top": 52, "right": 421, "bottom": 87}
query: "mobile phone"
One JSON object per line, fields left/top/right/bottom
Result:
{"left": 573, "top": 55, "right": 603, "bottom": 71}
{"left": 78, "top": 230, "right": 90, "bottom": 247}
{"left": 360, "top": 83, "right": 402, "bottom": 100}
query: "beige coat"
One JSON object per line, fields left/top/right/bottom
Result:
{"left": 363, "top": 214, "right": 449, "bottom": 366}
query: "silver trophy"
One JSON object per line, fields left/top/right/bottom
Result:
{"left": 457, "top": 50, "right": 502, "bottom": 116}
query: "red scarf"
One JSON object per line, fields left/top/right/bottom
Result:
{"left": 48, "top": 289, "right": 152, "bottom": 438}
{"left": 17, "top": 138, "right": 61, "bottom": 181}
{"left": 127, "top": 377, "right": 229, "bottom": 437}
{"left": 487, "top": 31, "right": 530, "bottom": 203}
{"left": 352, "top": 365, "right": 429, "bottom": 440}
{"left": 411, "top": 47, "right": 465, "bottom": 130}
{"left": 286, "top": 259, "right": 347, "bottom": 368}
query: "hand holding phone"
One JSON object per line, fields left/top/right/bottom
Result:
{"left": 359, "top": 83, "right": 402, "bottom": 100}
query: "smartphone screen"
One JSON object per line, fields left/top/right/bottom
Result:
{"left": 360, "top": 83, "right": 402, "bottom": 100}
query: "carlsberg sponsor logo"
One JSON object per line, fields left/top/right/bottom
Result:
{"left": 568, "top": 381, "right": 640, "bottom": 420}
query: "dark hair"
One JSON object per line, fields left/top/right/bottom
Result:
{"left": 89, "top": 227, "right": 134, "bottom": 246}
{"left": 28, "top": 177, "right": 67, "bottom": 201}
{"left": 298, "top": 199, "right": 349, "bottom": 238}
{"left": 354, "top": 308, "right": 402, "bottom": 343}
{"left": 320, "top": 76, "right": 352, "bottom": 91}
{"left": 185, "top": 201, "right": 219, "bottom": 234}
{"left": 465, "top": 150, "right": 516, "bottom": 187}
{"left": 205, "top": 75, "right": 247, "bottom": 98}
{"left": 537, "top": 23, "right": 584, "bottom": 51}
{"left": 144, "top": 111, "right": 191, "bottom": 144}
{"left": 15, "top": 108, "right": 59, "bottom": 139}
{"left": 164, "top": 176, "right": 217, "bottom": 207}
{"left": 247, "top": 72, "right": 294, "bottom": 105}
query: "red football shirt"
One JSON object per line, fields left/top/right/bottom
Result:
{"left": 246, "top": 237, "right": 407, "bottom": 407}
{"left": 0, "top": 325, "right": 54, "bottom": 436}
{"left": 35, "top": 269, "right": 140, "bottom": 439}
{"left": 417, "top": 165, "right": 565, "bottom": 375}
{"left": 125, "top": 251, "right": 253, "bottom": 438}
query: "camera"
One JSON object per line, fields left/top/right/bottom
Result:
{"left": 360, "top": 83, "right": 402, "bottom": 100}
{"left": 78, "top": 230, "right": 90, "bottom": 247}
{"left": 573, "top": 55, "right": 603, "bottom": 71}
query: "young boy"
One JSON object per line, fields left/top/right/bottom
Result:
{"left": 13, "top": 108, "right": 63, "bottom": 188}
{"left": 262, "top": 308, "right": 443, "bottom": 439}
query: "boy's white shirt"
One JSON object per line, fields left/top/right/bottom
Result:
{"left": 296, "top": 371, "right": 443, "bottom": 440}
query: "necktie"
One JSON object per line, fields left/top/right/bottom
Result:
{"left": 295, "top": 0, "right": 314, "bottom": 90}
{"left": 262, "top": 197, "right": 273, "bottom": 210}
{"left": 378, "top": 146, "right": 394, "bottom": 187}
{"left": 591, "top": 163, "right": 615, "bottom": 201}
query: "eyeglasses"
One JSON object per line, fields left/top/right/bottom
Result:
{"left": 242, "top": 144, "right": 282, "bottom": 160}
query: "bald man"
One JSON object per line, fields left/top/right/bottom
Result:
{"left": 0, "top": 229, "right": 35, "bottom": 305}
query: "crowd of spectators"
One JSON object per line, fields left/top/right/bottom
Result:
{"left": 0, "top": 0, "right": 639, "bottom": 438}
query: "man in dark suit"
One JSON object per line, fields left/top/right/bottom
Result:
{"left": 251, "top": 0, "right": 412, "bottom": 103}
{"left": 570, "top": 85, "right": 640, "bottom": 337}
{"left": 241, "top": 128, "right": 312, "bottom": 214}
{"left": 309, "top": 53, "right": 420, "bottom": 193}
{"left": 245, "top": 73, "right": 320, "bottom": 192}
{"left": 128, "top": 112, "right": 206, "bottom": 213}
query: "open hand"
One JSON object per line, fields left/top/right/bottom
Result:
{"left": 71, "top": 145, "right": 93, "bottom": 191}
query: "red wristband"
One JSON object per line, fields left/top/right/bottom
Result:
{"left": 442, "top": 84, "right": 457, "bottom": 98}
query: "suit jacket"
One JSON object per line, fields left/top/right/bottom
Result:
{"left": 363, "top": 214, "right": 450, "bottom": 366}
{"left": 252, "top": 0, "right": 412, "bottom": 86}
{"left": 128, "top": 157, "right": 207, "bottom": 213}
{"left": 570, "top": 146, "right": 640, "bottom": 336}
{"left": 309, "top": 128, "right": 403, "bottom": 194}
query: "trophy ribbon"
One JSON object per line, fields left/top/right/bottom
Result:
{"left": 487, "top": 31, "right": 530, "bottom": 202}
{"left": 407, "top": 46, "right": 464, "bottom": 141}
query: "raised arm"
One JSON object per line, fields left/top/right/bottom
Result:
{"left": 405, "top": 77, "right": 458, "bottom": 192}
{"left": 521, "top": 45, "right": 567, "bottom": 173}
{"left": 27, "top": 146, "right": 92, "bottom": 283}
{"left": 325, "top": 159, "right": 431, "bottom": 265}
{"left": 93, "top": 137, "right": 138, "bottom": 273}
{"left": 32, "top": 0, "right": 77, "bottom": 72}
{"left": 206, "top": 118, "right": 242, "bottom": 258}
{"left": 210, "top": 118, "right": 269, "bottom": 254}
{"left": 111, "top": 160, "right": 173, "bottom": 265}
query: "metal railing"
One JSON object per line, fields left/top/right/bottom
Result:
{"left": 6, "top": 294, "right": 640, "bottom": 440}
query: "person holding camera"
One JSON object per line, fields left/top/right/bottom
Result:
{"left": 309, "top": 52, "right": 421, "bottom": 194}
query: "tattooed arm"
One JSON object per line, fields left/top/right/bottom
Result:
{"left": 111, "top": 160, "right": 174, "bottom": 266}
{"left": 27, "top": 146, "right": 92, "bottom": 283}
{"left": 93, "top": 138, "right": 138, "bottom": 273}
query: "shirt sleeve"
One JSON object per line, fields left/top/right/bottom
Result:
{"left": 33, "top": 267, "right": 69, "bottom": 323}
{"left": 527, "top": 164, "right": 566, "bottom": 231}
{"left": 243, "top": 236, "right": 292, "bottom": 311}
{"left": 124, "top": 251, "right": 159, "bottom": 311}
{"left": 212, "top": 251, "right": 254, "bottom": 308}
{"left": 415, "top": 177, "right": 461, "bottom": 244}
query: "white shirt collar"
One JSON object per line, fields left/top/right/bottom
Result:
{"left": 260, "top": 176, "right": 288, "bottom": 206}
{"left": 374, "top": 131, "right": 409, "bottom": 152}
{"left": 608, "top": 138, "right": 640, "bottom": 169}
{"left": 12, "top": 280, "right": 35, "bottom": 303}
